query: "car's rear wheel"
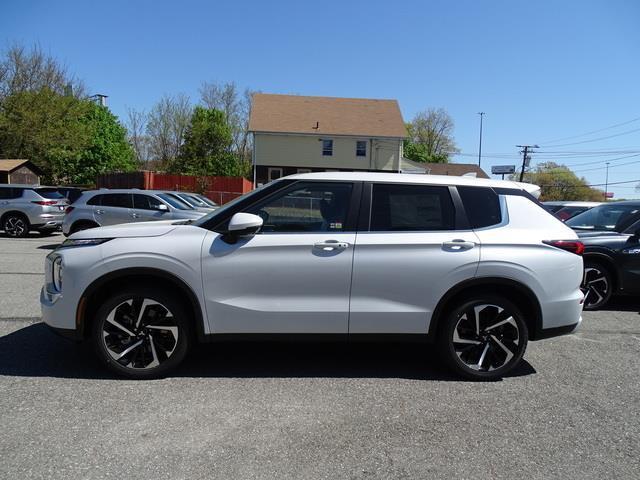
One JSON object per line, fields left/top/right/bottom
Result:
{"left": 3, "top": 213, "right": 30, "bottom": 238}
{"left": 438, "top": 295, "right": 528, "bottom": 380}
{"left": 581, "top": 261, "right": 613, "bottom": 310}
{"left": 90, "top": 287, "right": 191, "bottom": 379}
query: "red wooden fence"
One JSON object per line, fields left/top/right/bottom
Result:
{"left": 96, "top": 171, "right": 253, "bottom": 204}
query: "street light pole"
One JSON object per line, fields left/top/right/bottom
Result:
{"left": 477, "top": 112, "right": 485, "bottom": 167}
{"left": 604, "top": 162, "right": 610, "bottom": 201}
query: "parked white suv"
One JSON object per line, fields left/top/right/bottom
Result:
{"left": 0, "top": 185, "right": 68, "bottom": 237}
{"left": 42, "top": 173, "right": 584, "bottom": 380}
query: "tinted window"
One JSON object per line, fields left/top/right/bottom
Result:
{"left": 101, "top": 193, "right": 132, "bottom": 208}
{"left": 133, "top": 194, "right": 163, "bottom": 210}
{"left": 566, "top": 204, "right": 640, "bottom": 231}
{"left": 246, "top": 182, "right": 353, "bottom": 233}
{"left": 87, "top": 194, "right": 103, "bottom": 206}
{"left": 196, "top": 194, "right": 218, "bottom": 207}
{"left": 457, "top": 186, "right": 501, "bottom": 228}
{"left": 178, "top": 193, "right": 205, "bottom": 207}
{"left": 370, "top": 184, "right": 455, "bottom": 231}
{"left": 0, "top": 187, "right": 22, "bottom": 199}
{"left": 34, "top": 188, "right": 64, "bottom": 199}
{"left": 555, "top": 206, "right": 589, "bottom": 221}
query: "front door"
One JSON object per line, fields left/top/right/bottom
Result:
{"left": 201, "top": 181, "right": 357, "bottom": 334}
{"left": 94, "top": 193, "right": 134, "bottom": 226}
{"left": 132, "top": 194, "right": 168, "bottom": 222}
{"left": 349, "top": 183, "right": 480, "bottom": 334}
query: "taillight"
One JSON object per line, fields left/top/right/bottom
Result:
{"left": 65, "top": 206, "right": 75, "bottom": 213}
{"left": 543, "top": 240, "right": 585, "bottom": 256}
{"left": 32, "top": 200, "right": 58, "bottom": 206}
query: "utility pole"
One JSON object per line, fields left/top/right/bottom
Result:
{"left": 604, "top": 162, "right": 610, "bottom": 201}
{"left": 477, "top": 112, "right": 485, "bottom": 167}
{"left": 516, "top": 144, "right": 538, "bottom": 182}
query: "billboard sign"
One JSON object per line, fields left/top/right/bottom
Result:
{"left": 491, "top": 165, "right": 516, "bottom": 175}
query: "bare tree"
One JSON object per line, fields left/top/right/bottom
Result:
{"left": 145, "top": 94, "right": 192, "bottom": 168}
{"left": 0, "top": 44, "right": 85, "bottom": 101}
{"left": 126, "top": 108, "right": 152, "bottom": 167}
{"left": 199, "top": 81, "right": 255, "bottom": 161}
{"left": 404, "top": 108, "right": 459, "bottom": 163}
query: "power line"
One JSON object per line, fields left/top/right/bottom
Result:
{"left": 572, "top": 157, "right": 640, "bottom": 173}
{"left": 538, "top": 116, "right": 640, "bottom": 145}
{"left": 539, "top": 127, "right": 640, "bottom": 148}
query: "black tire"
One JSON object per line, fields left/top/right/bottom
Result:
{"left": 2, "top": 213, "right": 30, "bottom": 238}
{"left": 438, "top": 295, "right": 529, "bottom": 381}
{"left": 90, "top": 287, "right": 192, "bottom": 379}
{"left": 581, "top": 260, "right": 613, "bottom": 310}
{"left": 69, "top": 221, "right": 98, "bottom": 235}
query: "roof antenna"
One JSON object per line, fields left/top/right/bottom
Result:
{"left": 312, "top": 121, "right": 319, "bottom": 129}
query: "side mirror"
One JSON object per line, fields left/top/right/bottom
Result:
{"left": 223, "top": 212, "right": 263, "bottom": 243}
{"left": 156, "top": 204, "right": 169, "bottom": 212}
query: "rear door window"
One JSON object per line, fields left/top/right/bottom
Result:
{"left": 457, "top": 186, "right": 502, "bottom": 228}
{"left": 370, "top": 184, "right": 455, "bottom": 231}
{"left": 101, "top": 193, "right": 132, "bottom": 208}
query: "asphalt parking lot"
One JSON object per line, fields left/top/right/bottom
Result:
{"left": 0, "top": 234, "right": 639, "bottom": 479}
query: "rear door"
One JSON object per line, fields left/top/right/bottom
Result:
{"left": 349, "top": 183, "right": 480, "bottom": 334}
{"left": 94, "top": 193, "right": 134, "bottom": 226}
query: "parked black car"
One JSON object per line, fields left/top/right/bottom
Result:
{"left": 566, "top": 201, "right": 640, "bottom": 309}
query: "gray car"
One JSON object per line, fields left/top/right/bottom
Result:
{"left": 0, "top": 185, "right": 68, "bottom": 237}
{"left": 62, "top": 189, "right": 206, "bottom": 236}
{"left": 163, "top": 191, "right": 218, "bottom": 213}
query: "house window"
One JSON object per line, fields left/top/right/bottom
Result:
{"left": 268, "top": 167, "right": 283, "bottom": 182}
{"left": 356, "top": 140, "right": 367, "bottom": 157}
{"left": 297, "top": 168, "right": 312, "bottom": 174}
{"left": 322, "top": 139, "right": 333, "bottom": 156}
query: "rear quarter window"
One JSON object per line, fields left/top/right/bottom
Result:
{"left": 457, "top": 186, "right": 502, "bottom": 228}
{"left": 34, "top": 188, "right": 65, "bottom": 199}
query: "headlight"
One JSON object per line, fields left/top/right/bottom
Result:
{"left": 52, "top": 256, "right": 63, "bottom": 293}
{"left": 60, "top": 238, "right": 112, "bottom": 248}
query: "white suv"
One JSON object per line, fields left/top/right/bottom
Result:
{"left": 41, "top": 173, "right": 584, "bottom": 380}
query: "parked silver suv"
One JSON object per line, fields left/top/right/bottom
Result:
{"left": 0, "top": 185, "right": 68, "bottom": 237}
{"left": 62, "top": 189, "right": 206, "bottom": 236}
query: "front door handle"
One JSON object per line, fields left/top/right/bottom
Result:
{"left": 442, "top": 239, "right": 475, "bottom": 251}
{"left": 314, "top": 240, "right": 349, "bottom": 251}
{"left": 131, "top": 213, "right": 140, "bottom": 218}
{"left": 95, "top": 209, "right": 105, "bottom": 215}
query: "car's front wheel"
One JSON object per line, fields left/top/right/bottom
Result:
{"left": 438, "top": 295, "right": 529, "bottom": 380}
{"left": 90, "top": 287, "right": 192, "bottom": 379}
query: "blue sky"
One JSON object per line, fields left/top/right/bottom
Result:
{"left": 2, "top": 0, "right": 639, "bottom": 197}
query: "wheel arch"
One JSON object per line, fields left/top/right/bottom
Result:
{"left": 429, "top": 277, "right": 544, "bottom": 341}
{"left": 1, "top": 210, "right": 29, "bottom": 226}
{"left": 76, "top": 267, "right": 206, "bottom": 342}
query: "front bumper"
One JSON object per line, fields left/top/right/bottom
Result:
{"left": 41, "top": 286, "right": 77, "bottom": 333}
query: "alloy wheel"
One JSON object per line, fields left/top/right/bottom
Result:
{"left": 452, "top": 304, "right": 521, "bottom": 372}
{"left": 5, "top": 216, "right": 27, "bottom": 237}
{"left": 581, "top": 266, "right": 609, "bottom": 309}
{"left": 102, "top": 298, "right": 179, "bottom": 370}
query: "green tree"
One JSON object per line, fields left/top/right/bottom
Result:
{"left": 0, "top": 88, "right": 135, "bottom": 184}
{"left": 76, "top": 102, "right": 136, "bottom": 183}
{"left": 515, "top": 162, "right": 603, "bottom": 201}
{"left": 404, "top": 108, "right": 459, "bottom": 163}
{"left": 171, "top": 106, "right": 249, "bottom": 176}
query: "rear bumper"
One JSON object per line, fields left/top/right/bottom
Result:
{"left": 32, "top": 220, "right": 62, "bottom": 231}
{"left": 535, "top": 317, "right": 581, "bottom": 340}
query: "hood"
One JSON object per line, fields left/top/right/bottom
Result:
{"left": 70, "top": 220, "right": 184, "bottom": 239}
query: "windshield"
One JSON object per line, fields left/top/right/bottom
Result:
{"left": 196, "top": 194, "right": 218, "bottom": 207}
{"left": 566, "top": 203, "right": 640, "bottom": 231}
{"left": 157, "top": 193, "right": 194, "bottom": 210}
{"left": 178, "top": 193, "right": 208, "bottom": 207}
{"left": 35, "top": 188, "right": 65, "bottom": 200}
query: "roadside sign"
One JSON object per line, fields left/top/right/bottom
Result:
{"left": 491, "top": 165, "right": 516, "bottom": 175}
{"left": 605, "top": 192, "right": 614, "bottom": 198}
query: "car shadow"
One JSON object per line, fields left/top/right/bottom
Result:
{"left": 600, "top": 296, "right": 640, "bottom": 314}
{"left": 36, "top": 243, "right": 61, "bottom": 250}
{"left": 0, "top": 323, "right": 537, "bottom": 382}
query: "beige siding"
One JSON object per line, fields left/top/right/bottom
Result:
{"left": 254, "top": 133, "right": 402, "bottom": 171}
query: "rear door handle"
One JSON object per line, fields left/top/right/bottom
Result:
{"left": 95, "top": 209, "right": 105, "bottom": 215}
{"left": 314, "top": 240, "right": 349, "bottom": 251}
{"left": 442, "top": 239, "right": 475, "bottom": 251}
{"left": 131, "top": 213, "right": 140, "bottom": 218}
